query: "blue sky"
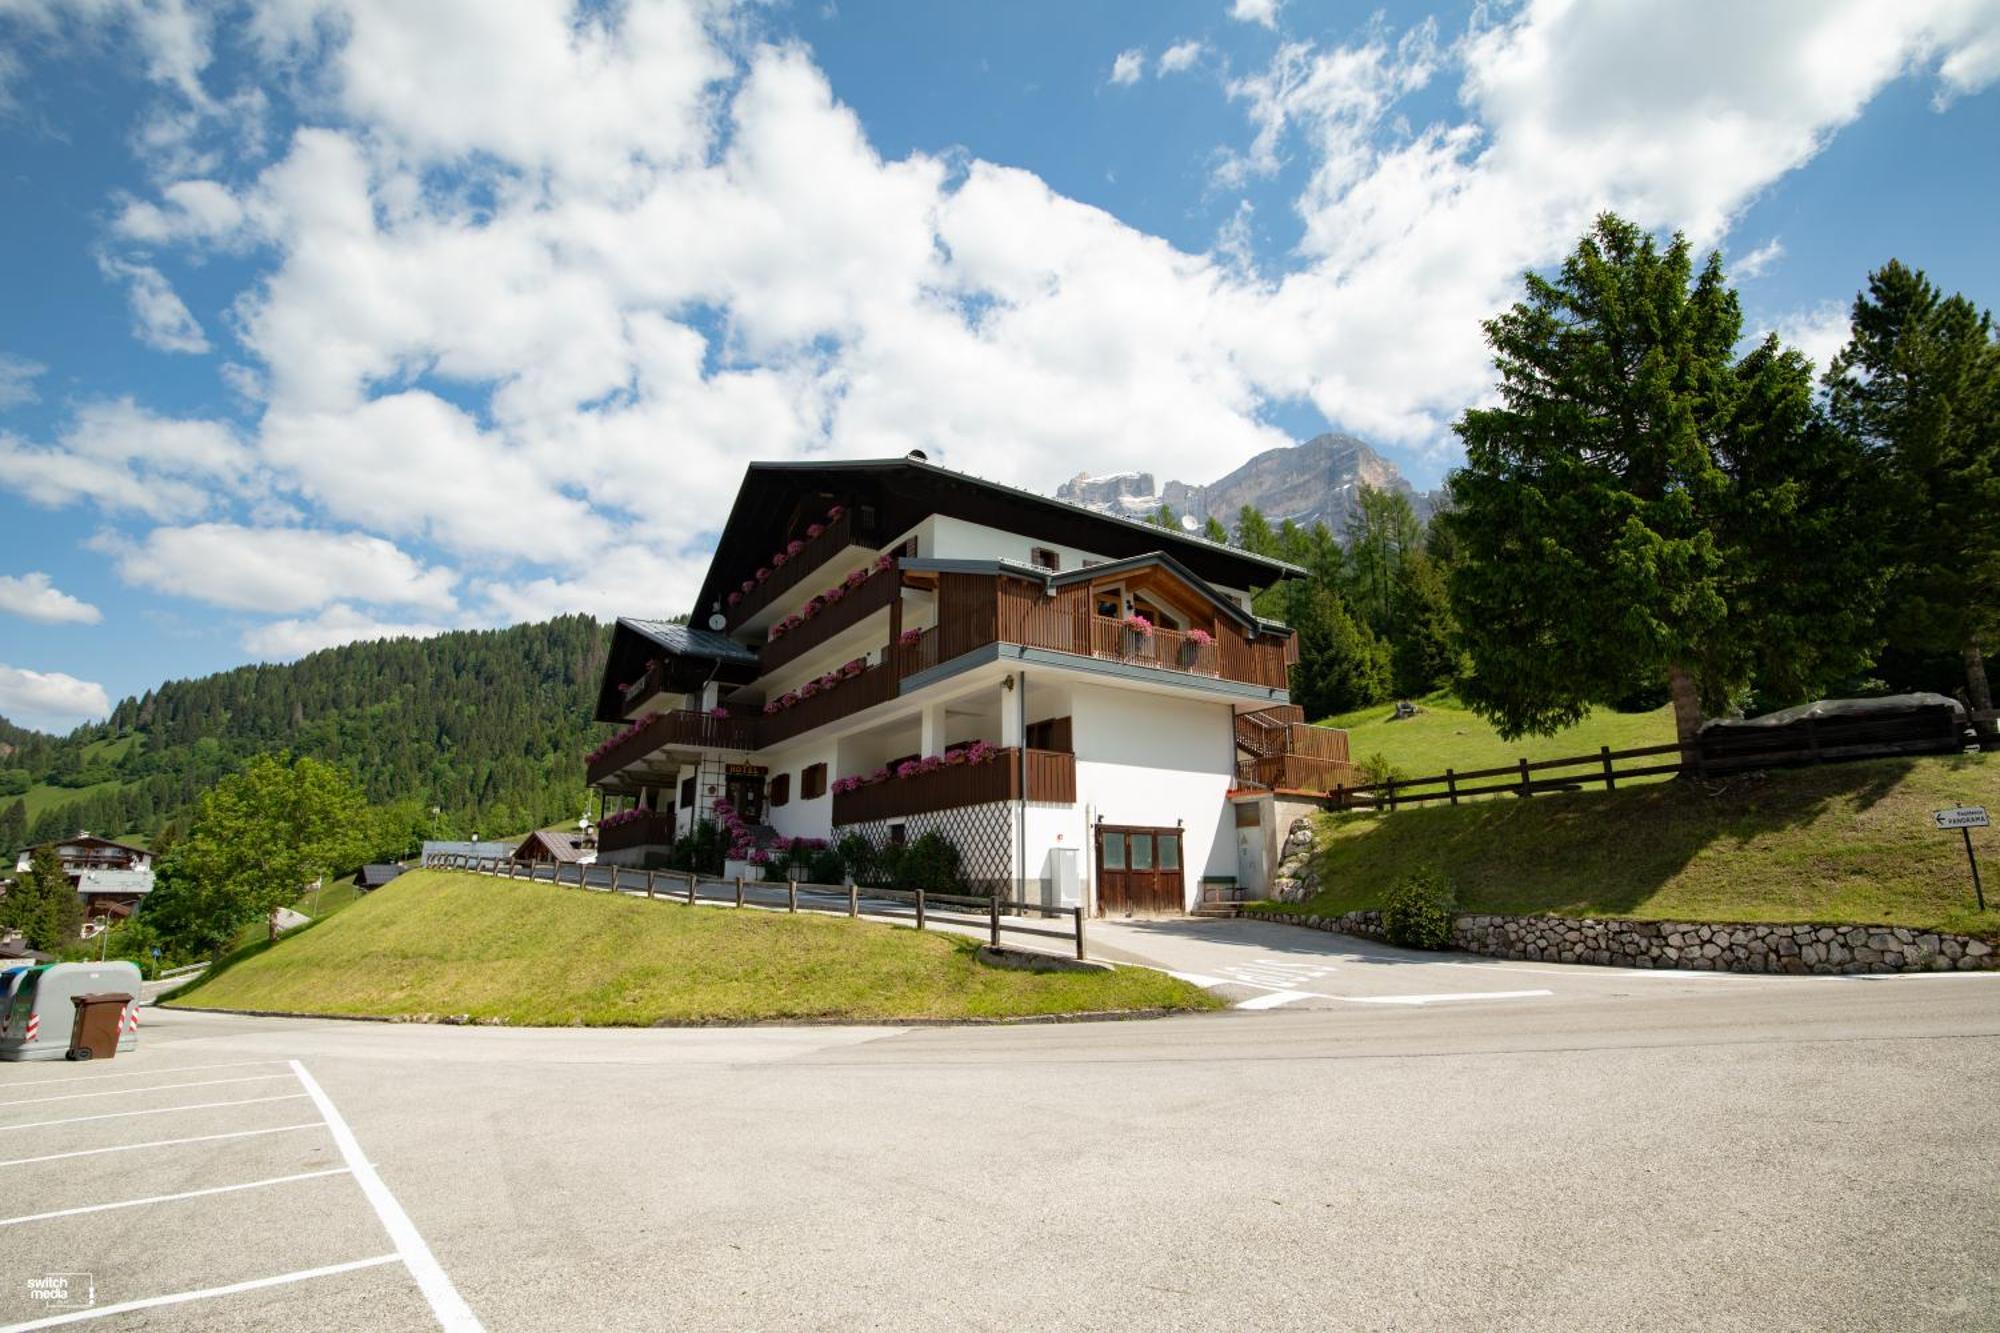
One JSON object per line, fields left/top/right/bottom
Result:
{"left": 0, "top": 0, "right": 1996, "bottom": 733}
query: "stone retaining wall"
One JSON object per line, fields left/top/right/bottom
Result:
{"left": 1271, "top": 908, "right": 1997, "bottom": 975}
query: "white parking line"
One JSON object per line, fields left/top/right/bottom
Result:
{"left": 0, "top": 1074, "right": 295, "bottom": 1109}
{"left": 0, "top": 1254, "right": 401, "bottom": 1332}
{"left": 0, "top": 1122, "right": 325, "bottom": 1170}
{"left": 1348, "top": 990, "right": 1555, "bottom": 1006}
{"left": 0, "top": 1093, "right": 312, "bottom": 1133}
{"left": 0, "top": 1167, "right": 351, "bottom": 1228}
{"left": 1236, "top": 989, "right": 1318, "bottom": 1010}
{"left": 291, "top": 1060, "right": 483, "bottom": 1330}
{"left": 0, "top": 1059, "right": 291, "bottom": 1088}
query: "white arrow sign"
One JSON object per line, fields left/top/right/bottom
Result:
{"left": 1935, "top": 806, "right": 1990, "bottom": 830}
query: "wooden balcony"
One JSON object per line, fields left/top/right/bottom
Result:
{"left": 831, "top": 748, "right": 1076, "bottom": 826}
{"left": 758, "top": 560, "right": 899, "bottom": 676}
{"left": 1235, "top": 753, "right": 1364, "bottom": 794}
{"left": 758, "top": 657, "right": 900, "bottom": 747}
{"left": 725, "top": 507, "right": 859, "bottom": 631}
{"left": 586, "top": 709, "right": 759, "bottom": 786}
{"left": 598, "top": 809, "right": 677, "bottom": 855}
{"left": 984, "top": 575, "right": 1295, "bottom": 690}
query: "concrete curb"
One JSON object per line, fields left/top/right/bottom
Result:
{"left": 158, "top": 1001, "right": 1214, "bottom": 1029}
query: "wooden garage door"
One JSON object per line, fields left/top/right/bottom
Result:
{"left": 1096, "top": 826, "right": 1185, "bottom": 916}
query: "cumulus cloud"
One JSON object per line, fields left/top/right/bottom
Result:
{"left": 97, "top": 254, "right": 210, "bottom": 353}
{"left": 0, "top": 572, "right": 102, "bottom": 624}
{"left": 1735, "top": 236, "right": 1785, "bottom": 279}
{"left": 0, "top": 399, "right": 249, "bottom": 519}
{"left": 1770, "top": 299, "right": 1855, "bottom": 374}
{"left": 1109, "top": 49, "right": 1144, "bottom": 86}
{"left": 106, "top": 523, "right": 459, "bottom": 613}
{"left": 1159, "top": 40, "right": 1205, "bottom": 75}
{"left": 0, "top": 664, "right": 111, "bottom": 733}
{"left": 240, "top": 604, "right": 451, "bottom": 660}
{"left": 0, "top": 354, "right": 43, "bottom": 409}
{"left": 1230, "top": 0, "right": 1282, "bottom": 30}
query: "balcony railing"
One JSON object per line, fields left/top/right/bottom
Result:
{"left": 726, "top": 507, "right": 858, "bottom": 631}
{"left": 1235, "top": 753, "right": 1364, "bottom": 794}
{"left": 586, "top": 709, "right": 760, "bottom": 786}
{"left": 758, "top": 656, "right": 900, "bottom": 748}
{"left": 991, "top": 577, "right": 1293, "bottom": 689}
{"left": 758, "top": 560, "right": 899, "bottom": 676}
{"left": 831, "top": 748, "right": 1076, "bottom": 826}
{"left": 598, "top": 809, "right": 677, "bottom": 854}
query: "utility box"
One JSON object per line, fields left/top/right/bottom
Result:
{"left": 1046, "top": 847, "right": 1081, "bottom": 909}
{"left": 0, "top": 962, "right": 141, "bottom": 1062}
{"left": 68, "top": 993, "right": 131, "bottom": 1061}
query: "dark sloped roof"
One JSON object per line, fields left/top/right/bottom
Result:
{"left": 356, "top": 864, "right": 405, "bottom": 888}
{"left": 690, "top": 456, "right": 1304, "bottom": 621}
{"left": 624, "top": 619, "right": 759, "bottom": 665}
{"left": 594, "top": 617, "right": 764, "bottom": 723}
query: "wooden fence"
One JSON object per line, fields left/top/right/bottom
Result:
{"left": 421, "top": 853, "right": 1089, "bottom": 959}
{"left": 1326, "top": 708, "right": 1986, "bottom": 811}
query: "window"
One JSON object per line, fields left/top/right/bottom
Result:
{"left": 1030, "top": 546, "right": 1060, "bottom": 571}
{"left": 888, "top": 823, "right": 907, "bottom": 845}
{"left": 1100, "top": 831, "right": 1126, "bottom": 869}
{"left": 801, "top": 763, "right": 828, "bottom": 801}
{"left": 1025, "top": 716, "right": 1072, "bottom": 753}
{"left": 769, "top": 773, "right": 790, "bottom": 808}
{"left": 679, "top": 777, "right": 695, "bottom": 809}
{"left": 1158, "top": 834, "right": 1181, "bottom": 871}
{"left": 1095, "top": 585, "right": 1123, "bottom": 618}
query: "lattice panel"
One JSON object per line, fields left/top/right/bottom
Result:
{"left": 842, "top": 801, "right": 1015, "bottom": 895}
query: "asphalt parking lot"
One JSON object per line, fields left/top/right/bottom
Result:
{"left": 4, "top": 925, "right": 1998, "bottom": 1331}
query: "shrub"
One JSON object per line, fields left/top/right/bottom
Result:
{"left": 1380, "top": 868, "right": 1456, "bottom": 950}
{"left": 891, "top": 831, "right": 965, "bottom": 896}
{"left": 667, "top": 820, "right": 725, "bottom": 877}
{"left": 833, "top": 833, "right": 877, "bottom": 883}
{"left": 1360, "top": 750, "right": 1404, "bottom": 787}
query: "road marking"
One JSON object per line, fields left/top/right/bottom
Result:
{"left": 0, "top": 1093, "right": 312, "bottom": 1133}
{"left": 1168, "top": 971, "right": 1232, "bottom": 988}
{"left": 0, "top": 1166, "right": 351, "bottom": 1228}
{"left": 1347, "top": 989, "right": 1555, "bottom": 1006}
{"left": 0, "top": 1253, "right": 401, "bottom": 1332}
{"left": 0, "top": 1073, "right": 295, "bottom": 1108}
{"left": 1236, "top": 989, "right": 1318, "bottom": 1010}
{"left": 291, "top": 1060, "right": 484, "bottom": 1331}
{"left": 0, "top": 1122, "right": 325, "bottom": 1170}
{"left": 0, "top": 1058, "right": 291, "bottom": 1089}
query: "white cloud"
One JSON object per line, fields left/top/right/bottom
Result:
{"left": 0, "top": 572, "right": 103, "bottom": 625}
{"left": 0, "top": 399, "right": 250, "bottom": 519}
{"left": 1229, "top": 0, "right": 1282, "bottom": 30}
{"left": 97, "top": 254, "right": 210, "bottom": 353}
{"left": 112, "top": 178, "right": 249, "bottom": 246}
{"left": 0, "top": 354, "right": 43, "bottom": 409}
{"left": 1735, "top": 236, "right": 1785, "bottom": 279}
{"left": 1770, "top": 299, "right": 1854, "bottom": 374}
{"left": 240, "top": 604, "right": 451, "bottom": 660}
{"left": 1109, "top": 49, "right": 1144, "bottom": 86}
{"left": 108, "top": 523, "right": 458, "bottom": 613}
{"left": 1159, "top": 40, "right": 1205, "bottom": 75}
{"left": 0, "top": 664, "right": 111, "bottom": 732}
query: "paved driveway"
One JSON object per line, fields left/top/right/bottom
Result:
{"left": 4, "top": 967, "right": 1997, "bottom": 1330}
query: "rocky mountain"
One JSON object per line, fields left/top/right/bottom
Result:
{"left": 1055, "top": 433, "right": 1436, "bottom": 539}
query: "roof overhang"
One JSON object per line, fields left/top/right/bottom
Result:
{"left": 594, "top": 618, "right": 762, "bottom": 723}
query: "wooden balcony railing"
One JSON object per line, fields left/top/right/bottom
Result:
{"left": 992, "top": 577, "right": 1292, "bottom": 688}
{"left": 1235, "top": 753, "right": 1363, "bottom": 794}
{"left": 831, "top": 748, "right": 1076, "bottom": 826}
{"left": 725, "top": 507, "right": 858, "bottom": 631}
{"left": 598, "top": 809, "right": 677, "bottom": 854}
{"left": 758, "top": 561, "right": 900, "bottom": 676}
{"left": 758, "top": 658, "right": 900, "bottom": 748}
{"left": 586, "top": 709, "right": 760, "bottom": 786}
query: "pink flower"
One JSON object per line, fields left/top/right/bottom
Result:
{"left": 709, "top": 706, "right": 730, "bottom": 719}
{"left": 741, "top": 579, "right": 756, "bottom": 594}
{"left": 818, "top": 672, "right": 839, "bottom": 690}
{"left": 768, "top": 624, "right": 786, "bottom": 642}
{"left": 727, "top": 591, "right": 742, "bottom": 608}
{"left": 772, "top": 551, "right": 787, "bottom": 568}
{"left": 826, "top": 585, "right": 846, "bottom": 603}
{"left": 918, "top": 755, "right": 944, "bottom": 774}
{"left": 898, "top": 628, "right": 923, "bottom": 647}
{"left": 896, "top": 760, "right": 922, "bottom": 779}
{"left": 942, "top": 748, "right": 969, "bottom": 766}
{"left": 874, "top": 554, "right": 893, "bottom": 572}
{"left": 800, "top": 680, "right": 820, "bottom": 699}
{"left": 747, "top": 848, "right": 769, "bottom": 866}
{"left": 806, "top": 522, "right": 825, "bottom": 538}
{"left": 840, "top": 658, "right": 864, "bottom": 678}
{"left": 867, "top": 767, "right": 890, "bottom": 784}
{"left": 1185, "top": 628, "right": 1214, "bottom": 646}
{"left": 1122, "top": 613, "right": 1153, "bottom": 635}
{"left": 827, "top": 504, "right": 845, "bottom": 521}
{"left": 755, "top": 566, "right": 771, "bottom": 583}
{"left": 786, "top": 539, "right": 805, "bottom": 557}
{"left": 965, "top": 740, "right": 997, "bottom": 764}
{"left": 845, "top": 568, "right": 868, "bottom": 589}
{"left": 803, "top": 597, "right": 825, "bottom": 617}
{"left": 779, "top": 691, "right": 799, "bottom": 708}
{"left": 763, "top": 701, "right": 779, "bottom": 716}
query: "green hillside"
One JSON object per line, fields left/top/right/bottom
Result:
{"left": 1257, "top": 753, "right": 2000, "bottom": 939}
{"left": 170, "top": 870, "right": 1215, "bottom": 1024}
{"left": 1320, "top": 691, "right": 1678, "bottom": 781}
{"left": 0, "top": 617, "right": 609, "bottom": 853}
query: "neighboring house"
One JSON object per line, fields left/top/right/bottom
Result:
{"left": 12, "top": 836, "right": 155, "bottom": 921}
{"left": 355, "top": 864, "right": 406, "bottom": 891}
{"left": 422, "top": 840, "right": 516, "bottom": 863}
{"left": 586, "top": 453, "right": 1358, "bottom": 914}
{"left": 513, "top": 830, "right": 596, "bottom": 867}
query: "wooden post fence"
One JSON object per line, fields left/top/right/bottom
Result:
{"left": 734, "top": 876, "right": 744, "bottom": 908}
{"left": 848, "top": 880, "right": 858, "bottom": 917}
{"left": 915, "top": 888, "right": 926, "bottom": 930}
{"left": 1073, "top": 906, "right": 1086, "bottom": 960}
{"left": 1446, "top": 769, "right": 1458, "bottom": 806}
{"left": 787, "top": 879, "right": 798, "bottom": 913}
{"left": 1601, "top": 745, "right": 1616, "bottom": 791}
{"left": 686, "top": 874, "right": 697, "bottom": 906}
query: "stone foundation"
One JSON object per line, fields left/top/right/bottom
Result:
{"left": 1270, "top": 908, "right": 1997, "bottom": 975}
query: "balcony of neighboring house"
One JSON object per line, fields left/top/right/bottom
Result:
{"left": 830, "top": 745, "right": 1076, "bottom": 826}
{"left": 1232, "top": 705, "right": 1362, "bottom": 793}
{"left": 596, "top": 808, "right": 678, "bottom": 856}
{"left": 586, "top": 708, "right": 760, "bottom": 787}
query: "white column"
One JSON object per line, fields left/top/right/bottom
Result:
{"left": 999, "top": 675, "right": 1024, "bottom": 748}
{"left": 920, "top": 699, "right": 949, "bottom": 756}
{"left": 700, "top": 680, "right": 720, "bottom": 712}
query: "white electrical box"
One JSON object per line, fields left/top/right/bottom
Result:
{"left": 1046, "top": 847, "right": 1081, "bottom": 908}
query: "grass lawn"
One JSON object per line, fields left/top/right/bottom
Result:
{"left": 21, "top": 777, "right": 129, "bottom": 822}
{"left": 1321, "top": 692, "right": 1676, "bottom": 783}
{"left": 1255, "top": 752, "right": 2000, "bottom": 939}
{"left": 171, "top": 869, "right": 1219, "bottom": 1024}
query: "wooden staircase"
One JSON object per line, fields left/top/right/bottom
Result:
{"left": 1233, "top": 706, "right": 1362, "bottom": 794}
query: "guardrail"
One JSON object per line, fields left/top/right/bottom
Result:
{"left": 422, "top": 853, "right": 1089, "bottom": 959}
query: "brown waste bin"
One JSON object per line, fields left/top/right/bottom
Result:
{"left": 68, "top": 993, "right": 131, "bottom": 1061}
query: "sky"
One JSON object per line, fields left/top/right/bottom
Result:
{"left": 0, "top": 0, "right": 1996, "bottom": 734}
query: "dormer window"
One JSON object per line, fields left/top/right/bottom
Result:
{"left": 1031, "top": 546, "right": 1060, "bottom": 571}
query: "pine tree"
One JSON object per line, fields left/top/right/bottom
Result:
{"left": 1201, "top": 516, "right": 1230, "bottom": 545}
{"left": 0, "top": 798, "right": 25, "bottom": 856}
{"left": 1346, "top": 485, "right": 1423, "bottom": 637}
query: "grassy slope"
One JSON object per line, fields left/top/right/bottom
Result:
{"left": 171, "top": 870, "right": 1217, "bottom": 1024}
{"left": 19, "top": 734, "right": 144, "bottom": 822}
{"left": 1257, "top": 752, "right": 2000, "bottom": 938}
{"left": 1321, "top": 692, "right": 1677, "bottom": 781}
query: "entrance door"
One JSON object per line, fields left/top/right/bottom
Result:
{"left": 1096, "top": 825, "right": 1186, "bottom": 916}
{"left": 724, "top": 771, "right": 766, "bottom": 824}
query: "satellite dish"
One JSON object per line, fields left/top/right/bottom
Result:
{"left": 1179, "top": 514, "right": 1199, "bottom": 532}
{"left": 707, "top": 611, "right": 728, "bottom": 631}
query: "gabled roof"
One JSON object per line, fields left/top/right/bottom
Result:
{"left": 356, "top": 864, "right": 405, "bottom": 889}
{"left": 625, "top": 619, "right": 759, "bottom": 664}
{"left": 422, "top": 840, "right": 516, "bottom": 860}
{"left": 690, "top": 455, "right": 1305, "bottom": 623}
{"left": 901, "top": 550, "right": 1287, "bottom": 637}
{"left": 514, "top": 830, "right": 591, "bottom": 862}
{"left": 31, "top": 834, "right": 149, "bottom": 858}
{"left": 594, "top": 617, "right": 765, "bottom": 723}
